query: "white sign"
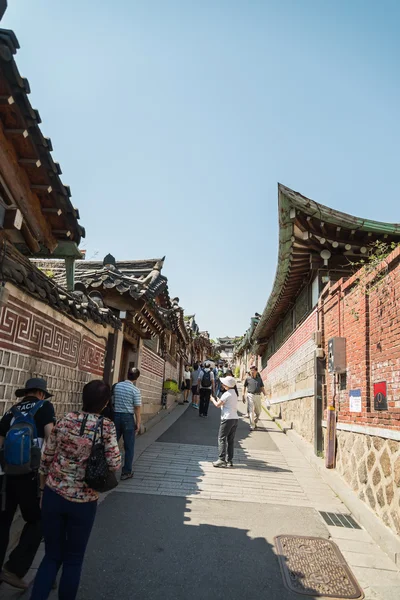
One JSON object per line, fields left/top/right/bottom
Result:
{"left": 349, "top": 390, "right": 362, "bottom": 412}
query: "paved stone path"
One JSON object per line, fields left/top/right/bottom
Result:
{"left": 2, "top": 396, "right": 400, "bottom": 599}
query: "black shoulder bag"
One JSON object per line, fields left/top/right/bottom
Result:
{"left": 82, "top": 415, "right": 118, "bottom": 493}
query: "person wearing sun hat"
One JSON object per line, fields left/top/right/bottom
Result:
{"left": 210, "top": 375, "right": 239, "bottom": 468}
{"left": 0, "top": 378, "right": 55, "bottom": 590}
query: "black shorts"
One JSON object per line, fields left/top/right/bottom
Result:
{"left": 191, "top": 385, "right": 199, "bottom": 395}
{"left": 185, "top": 380, "right": 191, "bottom": 390}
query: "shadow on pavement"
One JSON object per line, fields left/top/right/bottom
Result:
{"left": 78, "top": 493, "right": 319, "bottom": 600}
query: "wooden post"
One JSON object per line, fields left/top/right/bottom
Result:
{"left": 65, "top": 257, "right": 75, "bottom": 292}
{"left": 325, "top": 374, "right": 337, "bottom": 469}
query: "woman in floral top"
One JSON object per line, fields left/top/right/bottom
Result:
{"left": 30, "top": 380, "right": 121, "bottom": 600}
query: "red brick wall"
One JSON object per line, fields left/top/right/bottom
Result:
{"left": 0, "top": 286, "right": 109, "bottom": 416}
{"left": 321, "top": 246, "right": 400, "bottom": 431}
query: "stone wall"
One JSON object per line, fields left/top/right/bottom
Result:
{"left": 0, "top": 283, "right": 111, "bottom": 416}
{"left": 137, "top": 345, "right": 164, "bottom": 423}
{"left": 335, "top": 429, "right": 400, "bottom": 536}
{"left": 269, "top": 395, "right": 315, "bottom": 445}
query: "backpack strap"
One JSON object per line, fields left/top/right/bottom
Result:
{"left": 79, "top": 414, "right": 89, "bottom": 436}
{"left": 10, "top": 406, "right": 20, "bottom": 418}
{"left": 29, "top": 400, "right": 45, "bottom": 417}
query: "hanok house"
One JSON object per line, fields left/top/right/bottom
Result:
{"left": 252, "top": 184, "right": 400, "bottom": 537}
{"left": 234, "top": 313, "right": 261, "bottom": 378}
{"left": 215, "top": 337, "right": 236, "bottom": 366}
{"left": 0, "top": 27, "right": 121, "bottom": 416}
{"left": 185, "top": 316, "right": 213, "bottom": 365}
{"left": 35, "top": 255, "right": 192, "bottom": 425}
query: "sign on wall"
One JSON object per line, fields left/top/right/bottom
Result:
{"left": 374, "top": 381, "right": 387, "bottom": 411}
{"left": 349, "top": 389, "right": 362, "bottom": 412}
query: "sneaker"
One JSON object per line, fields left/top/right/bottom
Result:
{"left": 0, "top": 568, "right": 28, "bottom": 590}
{"left": 250, "top": 426, "right": 255, "bottom": 431}
{"left": 227, "top": 461, "right": 234, "bottom": 467}
{"left": 212, "top": 460, "right": 227, "bottom": 468}
{"left": 121, "top": 472, "right": 133, "bottom": 481}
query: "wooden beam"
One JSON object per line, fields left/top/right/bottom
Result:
{"left": 52, "top": 229, "right": 71, "bottom": 238}
{"left": 31, "top": 184, "right": 52, "bottom": 193}
{"left": 0, "top": 95, "right": 14, "bottom": 105}
{"left": 42, "top": 207, "right": 62, "bottom": 216}
{"left": 19, "top": 158, "right": 41, "bottom": 168}
{"left": 0, "top": 207, "right": 23, "bottom": 230}
{"left": 5, "top": 129, "right": 29, "bottom": 138}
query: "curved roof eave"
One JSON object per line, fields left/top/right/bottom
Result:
{"left": 253, "top": 184, "right": 400, "bottom": 348}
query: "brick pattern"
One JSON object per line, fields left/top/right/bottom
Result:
{"left": 264, "top": 310, "right": 317, "bottom": 374}
{"left": 0, "top": 296, "right": 105, "bottom": 376}
{"left": 0, "top": 348, "right": 93, "bottom": 416}
{"left": 137, "top": 346, "right": 164, "bottom": 422}
{"left": 260, "top": 312, "right": 317, "bottom": 443}
{"left": 0, "top": 292, "right": 108, "bottom": 417}
{"left": 321, "top": 249, "right": 400, "bottom": 430}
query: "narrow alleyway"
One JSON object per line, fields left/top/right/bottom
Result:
{"left": 3, "top": 398, "right": 400, "bottom": 600}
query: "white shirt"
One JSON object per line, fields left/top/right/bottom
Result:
{"left": 220, "top": 389, "right": 238, "bottom": 421}
{"left": 184, "top": 371, "right": 191, "bottom": 380}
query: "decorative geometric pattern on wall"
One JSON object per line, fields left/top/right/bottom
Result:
{"left": 0, "top": 296, "right": 105, "bottom": 375}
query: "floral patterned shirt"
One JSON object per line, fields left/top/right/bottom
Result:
{"left": 40, "top": 412, "right": 121, "bottom": 503}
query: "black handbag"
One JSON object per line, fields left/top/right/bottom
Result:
{"left": 82, "top": 416, "right": 118, "bottom": 493}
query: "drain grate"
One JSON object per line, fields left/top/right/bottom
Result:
{"left": 320, "top": 512, "right": 361, "bottom": 529}
{"left": 275, "top": 535, "right": 364, "bottom": 598}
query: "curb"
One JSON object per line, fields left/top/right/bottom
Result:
{"left": 286, "top": 427, "right": 400, "bottom": 567}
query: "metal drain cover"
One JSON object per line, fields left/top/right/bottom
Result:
{"left": 275, "top": 535, "right": 364, "bottom": 598}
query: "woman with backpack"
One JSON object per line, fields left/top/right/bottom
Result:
{"left": 30, "top": 380, "right": 121, "bottom": 600}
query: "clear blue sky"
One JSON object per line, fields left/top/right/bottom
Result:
{"left": 4, "top": 1, "right": 399, "bottom": 339}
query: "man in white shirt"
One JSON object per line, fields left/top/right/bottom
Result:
{"left": 210, "top": 375, "right": 238, "bottom": 467}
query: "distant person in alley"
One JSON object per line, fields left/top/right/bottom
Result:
{"left": 191, "top": 363, "right": 201, "bottom": 409}
{"left": 211, "top": 375, "right": 239, "bottom": 467}
{"left": 243, "top": 366, "right": 265, "bottom": 430}
{"left": 197, "top": 363, "right": 215, "bottom": 418}
{"left": 112, "top": 368, "right": 142, "bottom": 480}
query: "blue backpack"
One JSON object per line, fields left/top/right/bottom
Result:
{"left": 3, "top": 401, "right": 44, "bottom": 475}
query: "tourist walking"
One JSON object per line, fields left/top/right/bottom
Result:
{"left": 191, "top": 363, "right": 201, "bottom": 409}
{"left": 113, "top": 368, "right": 142, "bottom": 480}
{"left": 30, "top": 380, "right": 121, "bottom": 600}
{"left": 243, "top": 366, "right": 265, "bottom": 430}
{"left": 0, "top": 378, "right": 55, "bottom": 591}
{"left": 183, "top": 365, "right": 191, "bottom": 403}
{"left": 211, "top": 375, "right": 239, "bottom": 468}
{"left": 198, "top": 363, "right": 215, "bottom": 418}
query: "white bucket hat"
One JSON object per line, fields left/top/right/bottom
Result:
{"left": 220, "top": 375, "right": 236, "bottom": 389}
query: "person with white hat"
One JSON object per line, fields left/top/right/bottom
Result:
{"left": 210, "top": 375, "right": 238, "bottom": 468}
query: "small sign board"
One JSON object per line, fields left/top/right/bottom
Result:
{"left": 349, "top": 389, "right": 362, "bottom": 412}
{"left": 374, "top": 381, "right": 387, "bottom": 411}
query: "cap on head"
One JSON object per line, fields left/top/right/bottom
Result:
{"left": 220, "top": 375, "right": 236, "bottom": 389}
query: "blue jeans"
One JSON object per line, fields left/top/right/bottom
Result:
{"left": 30, "top": 487, "right": 97, "bottom": 600}
{"left": 114, "top": 412, "right": 135, "bottom": 474}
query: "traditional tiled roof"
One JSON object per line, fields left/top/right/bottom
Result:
{"left": 254, "top": 184, "right": 400, "bottom": 352}
{"left": 32, "top": 255, "right": 189, "bottom": 341}
{"left": 32, "top": 256, "right": 168, "bottom": 302}
{"left": 0, "top": 28, "right": 84, "bottom": 255}
{"left": 235, "top": 314, "right": 261, "bottom": 355}
{"left": 4, "top": 243, "right": 120, "bottom": 328}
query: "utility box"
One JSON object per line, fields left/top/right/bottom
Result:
{"left": 328, "top": 337, "right": 346, "bottom": 374}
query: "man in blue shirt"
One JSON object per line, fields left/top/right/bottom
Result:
{"left": 112, "top": 368, "right": 142, "bottom": 480}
